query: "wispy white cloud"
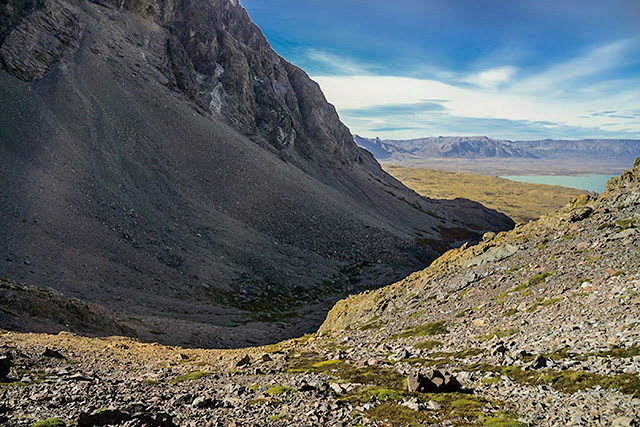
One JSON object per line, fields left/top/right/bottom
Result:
{"left": 462, "top": 66, "right": 517, "bottom": 88}
{"left": 516, "top": 39, "right": 638, "bottom": 92}
{"left": 303, "top": 48, "right": 370, "bottom": 75}
{"left": 310, "top": 40, "right": 640, "bottom": 140}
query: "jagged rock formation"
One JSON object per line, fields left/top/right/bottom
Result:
{"left": 0, "top": 0, "right": 513, "bottom": 346}
{"left": 1, "top": 159, "right": 639, "bottom": 426}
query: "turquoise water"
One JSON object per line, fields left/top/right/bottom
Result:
{"left": 500, "top": 174, "right": 616, "bottom": 193}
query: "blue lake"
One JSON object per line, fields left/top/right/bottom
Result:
{"left": 500, "top": 174, "right": 616, "bottom": 193}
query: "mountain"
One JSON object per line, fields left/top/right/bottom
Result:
{"left": 0, "top": 0, "right": 513, "bottom": 346}
{"left": 355, "top": 135, "right": 537, "bottom": 160}
{"left": 356, "top": 135, "right": 640, "bottom": 175}
{"left": 2, "top": 159, "right": 639, "bottom": 427}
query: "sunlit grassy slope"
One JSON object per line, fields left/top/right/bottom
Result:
{"left": 383, "top": 164, "right": 589, "bottom": 223}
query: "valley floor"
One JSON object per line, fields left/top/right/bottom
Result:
{"left": 2, "top": 162, "right": 640, "bottom": 426}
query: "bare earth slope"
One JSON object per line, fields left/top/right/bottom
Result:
{"left": 1, "top": 160, "right": 638, "bottom": 426}
{"left": 0, "top": 0, "right": 513, "bottom": 346}
{"left": 383, "top": 164, "right": 590, "bottom": 223}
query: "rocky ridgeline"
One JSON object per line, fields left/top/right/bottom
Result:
{"left": 0, "top": 0, "right": 513, "bottom": 345}
{"left": 2, "top": 161, "right": 640, "bottom": 426}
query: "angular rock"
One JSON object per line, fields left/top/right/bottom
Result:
{"left": 78, "top": 409, "right": 177, "bottom": 427}
{"left": 43, "top": 348, "right": 65, "bottom": 359}
{"left": 391, "top": 348, "right": 412, "bottom": 361}
{"left": 401, "top": 401, "right": 420, "bottom": 411}
{"left": 528, "top": 355, "right": 547, "bottom": 370}
{"left": 0, "top": 354, "right": 11, "bottom": 380}
{"left": 612, "top": 417, "right": 638, "bottom": 427}
{"left": 235, "top": 354, "right": 251, "bottom": 367}
{"left": 408, "top": 370, "right": 461, "bottom": 393}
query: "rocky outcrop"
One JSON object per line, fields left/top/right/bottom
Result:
{"left": 0, "top": 0, "right": 84, "bottom": 80}
{"left": 321, "top": 155, "right": 640, "bottom": 331}
{"left": 0, "top": 0, "right": 358, "bottom": 164}
{"left": 0, "top": 278, "right": 136, "bottom": 337}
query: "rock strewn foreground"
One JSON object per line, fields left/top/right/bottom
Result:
{"left": 2, "top": 161, "right": 640, "bottom": 426}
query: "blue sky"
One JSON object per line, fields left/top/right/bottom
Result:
{"left": 241, "top": 0, "right": 640, "bottom": 141}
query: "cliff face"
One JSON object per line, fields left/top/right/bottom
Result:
{"left": 2, "top": 0, "right": 358, "bottom": 165}
{"left": 0, "top": 0, "right": 513, "bottom": 346}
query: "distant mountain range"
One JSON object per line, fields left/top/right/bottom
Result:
{"left": 354, "top": 135, "right": 640, "bottom": 174}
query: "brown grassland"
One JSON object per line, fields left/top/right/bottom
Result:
{"left": 383, "top": 164, "right": 589, "bottom": 223}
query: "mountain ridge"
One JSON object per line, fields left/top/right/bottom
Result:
{"left": 355, "top": 135, "right": 640, "bottom": 175}
{"left": 0, "top": 0, "right": 513, "bottom": 346}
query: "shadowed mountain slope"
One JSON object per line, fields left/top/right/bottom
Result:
{"left": 0, "top": 0, "right": 513, "bottom": 346}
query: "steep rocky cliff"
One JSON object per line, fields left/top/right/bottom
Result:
{"left": 0, "top": 0, "right": 513, "bottom": 346}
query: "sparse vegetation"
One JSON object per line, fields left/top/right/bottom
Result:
{"left": 168, "top": 371, "right": 212, "bottom": 383}
{"left": 390, "top": 320, "right": 450, "bottom": 339}
{"left": 413, "top": 340, "right": 442, "bottom": 350}
{"left": 478, "top": 328, "right": 519, "bottom": 342}
{"left": 466, "top": 364, "right": 640, "bottom": 395}
{"left": 31, "top": 420, "right": 66, "bottom": 427}
{"left": 265, "top": 385, "right": 293, "bottom": 396}
{"left": 268, "top": 413, "right": 291, "bottom": 422}
{"left": 502, "top": 308, "right": 518, "bottom": 317}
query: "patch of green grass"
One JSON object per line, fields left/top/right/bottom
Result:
{"left": 285, "top": 356, "right": 405, "bottom": 389}
{"left": 312, "top": 359, "right": 341, "bottom": 368}
{"left": 359, "top": 316, "right": 384, "bottom": 330}
{"left": 481, "top": 377, "right": 500, "bottom": 385}
{"left": 502, "top": 308, "right": 518, "bottom": 317}
{"left": 455, "top": 309, "right": 471, "bottom": 318}
{"left": 466, "top": 364, "right": 640, "bottom": 395}
{"left": 31, "top": 420, "right": 66, "bottom": 427}
{"left": 390, "top": 320, "right": 449, "bottom": 339}
{"left": 477, "top": 328, "right": 519, "bottom": 342}
{"left": 413, "top": 340, "right": 442, "bottom": 350}
{"left": 265, "top": 385, "right": 294, "bottom": 396}
{"left": 541, "top": 297, "right": 562, "bottom": 307}
{"left": 616, "top": 218, "right": 636, "bottom": 231}
{"left": 268, "top": 413, "right": 291, "bottom": 422}
{"left": 528, "top": 297, "right": 562, "bottom": 312}
{"left": 528, "top": 272, "right": 551, "bottom": 286}
{"left": 483, "top": 419, "right": 527, "bottom": 427}
{"left": 368, "top": 388, "right": 401, "bottom": 401}
{"left": 505, "top": 265, "right": 520, "bottom": 275}
{"left": 362, "top": 393, "right": 498, "bottom": 427}
{"left": 560, "top": 231, "right": 579, "bottom": 242}
{"left": 496, "top": 272, "right": 553, "bottom": 302}
{"left": 598, "top": 345, "right": 640, "bottom": 358}
{"left": 431, "top": 348, "right": 484, "bottom": 359}
{"left": 458, "top": 288, "right": 472, "bottom": 299}
{"left": 168, "top": 371, "right": 212, "bottom": 383}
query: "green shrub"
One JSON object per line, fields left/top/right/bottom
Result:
{"left": 31, "top": 419, "right": 66, "bottom": 427}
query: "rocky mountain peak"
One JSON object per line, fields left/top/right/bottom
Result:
{"left": 1, "top": 0, "right": 358, "bottom": 165}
